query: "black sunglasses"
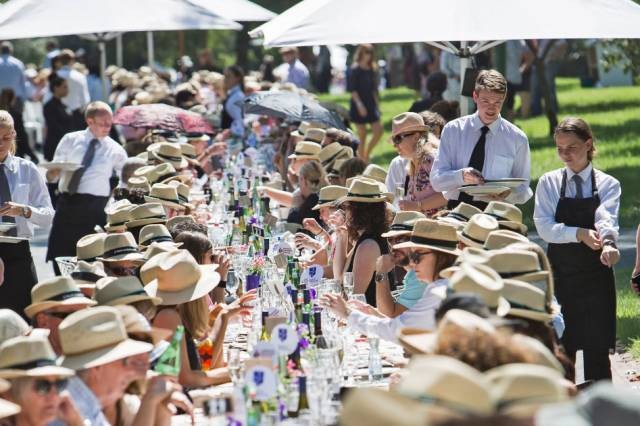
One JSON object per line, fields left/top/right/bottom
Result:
{"left": 392, "top": 132, "right": 416, "bottom": 146}
{"left": 409, "top": 250, "right": 434, "bottom": 264}
{"left": 33, "top": 378, "right": 68, "bottom": 395}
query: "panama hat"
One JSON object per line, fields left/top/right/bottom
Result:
{"left": 391, "top": 112, "right": 429, "bottom": 139}
{"left": 144, "top": 184, "right": 186, "bottom": 211}
{"left": 457, "top": 214, "right": 499, "bottom": 248}
{"left": 486, "top": 363, "right": 568, "bottom": 418}
{"left": 73, "top": 233, "right": 107, "bottom": 262}
{"left": 0, "top": 392, "right": 19, "bottom": 418}
{"left": 511, "top": 334, "right": 564, "bottom": 374}
{"left": 58, "top": 306, "right": 153, "bottom": 370}
{"left": 449, "top": 263, "right": 511, "bottom": 317}
{"left": 126, "top": 203, "right": 167, "bottom": 229}
{"left": 484, "top": 229, "right": 529, "bottom": 250}
{"left": 502, "top": 280, "right": 552, "bottom": 323}
{"left": 337, "top": 178, "right": 388, "bottom": 204}
{"left": 288, "top": 141, "right": 321, "bottom": 160}
{"left": 179, "top": 143, "right": 197, "bottom": 160}
{"left": 138, "top": 224, "right": 180, "bottom": 249}
{"left": 167, "top": 180, "right": 194, "bottom": 210}
{"left": 97, "top": 232, "right": 145, "bottom": 263}
{"left": 25, "top": 277, "right": 97, "bottom": 319}
{"left": 363, "top": 164, "right": 388, "bottom": 184}
{"left": 485, "top": 249, "right": 549, "bottom": 282}
{"left": 70, "top": 261, "right": 107, "bottom": 295}
{"left": 328, "top": 158, "right": 347, "bottom": 177}
{"left": 393, "top": 219, "right": 460, "bottom": 256}
{"left": 484, "top": 201, "right": 528, "bottom": 235}
{"left": 94, "top": 276, "right": 162, "bottom": 306}
{"left": 438, "top": 202, "right": 483, "bottom": 228}
{"left": 312, "top": 185, "right": 348, "bottom": 210}
{"left": 134, "top": 163, "right": 182, "bottom": 185}
{"left": 439, "top": 247, "right": 491, "bottom": 279}
{"left": 0, "top": 335, "right": 74, "bottom": 379}
{"left": 141, "top": 242, "right": 181, "bottom": 265}
{"left": 104, "top": 203, "right": 134, "bottom": 232}
{"left": 343, "top": 176, "right": 393, "bottom": 202}
{"left": 381, "top": 211, "right": 427, "bottom": 238}
{"left": 290, "top": 121, "right": 325, "bottom": 138}
{"left": 148, "top": 142, "right": 188, "bottom": 169}
{"left": 114, "top": 305, "right": 171, "bottom": 345}
{"left": 143, "top": 250, "right": 220, "bottom": 306}
{"left": 127, "top": 176, "right": 151, "bottom": 193}
{"left": 184, "top": 132, "right": 211, "bottom": 144}
{"left": 318, "top": 142, "right": 344, "bottom": 168}
{"left": 0, "top": 310, "right": 31, "bottom": 344}
{"left": 303, "top": 128, "right": 326, "bottom": 144}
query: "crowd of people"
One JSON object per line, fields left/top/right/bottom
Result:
{"left": 0, "top": 37, "right": 637, "bottom": 425}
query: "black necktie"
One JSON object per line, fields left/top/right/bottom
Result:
{"left": 0, "top": 164, "right": 17, "bottom": 237}
{"left": 67, "top": 138, "right": 99, "bottom": 195}
{"left": 468, "top": 126, "right": 490, "bottom": 172}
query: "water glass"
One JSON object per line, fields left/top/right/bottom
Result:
{"left": 349, "top": 293, "right": 367, "bottom": 305}
{"left": 227, "top": 348, "right": 242, "bottom": 385}
{"left": 342, "top": 272, "right": 354, "bottom": 298}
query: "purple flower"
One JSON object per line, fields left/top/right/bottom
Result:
{"left": 299, "top": 337, "right": 310, "bottom": 349}
{"left": 309, "top": 288, "right": 317, "bottom": 300}
{"left": 297, "top": 323, "right": 309, "bottom": 337}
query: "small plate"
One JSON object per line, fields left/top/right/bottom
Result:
{"left": 484, "top": 178, "right": 527, "bottom": 189}
{"left": 0, "top": 236, "right": 28, "bottom": 244}
{"left": 40, "top": 162, "right": 83, "bottom": 171}
{"left": 458, "top": 185, "right": 510, "bottom": 196}
{"left": 0, "top": 224, "right": 16, "bottom": 233}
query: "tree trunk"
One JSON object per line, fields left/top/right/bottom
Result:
{"left": 235, "top": 24, "right": 249, "bottom": 70}
{"left": 526, "top": 40, "right": 559, "bottom": 135}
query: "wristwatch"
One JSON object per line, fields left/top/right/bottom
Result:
{"left": 375, "top": 272, "right": 388, "bottom": 283}
{"left": 603, "top": 240, "right": 617, "bottom": 249}
{"left": 21, "top": 206, "right": 31, "bottom": 218}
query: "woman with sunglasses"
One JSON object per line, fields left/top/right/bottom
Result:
{"left": 322, "top": 219, "right": 458, "bottom": 342}
{"left": 390, "top": 113, "right": 447, "bottom": 216}
{"left": 0, "top": 335, "right": 79, "bottom": 426}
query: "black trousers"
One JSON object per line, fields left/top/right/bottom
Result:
{"left": 0, "top": 241, "right": 37, "bottom": 320}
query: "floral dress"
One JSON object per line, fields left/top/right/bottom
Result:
{"left": 407, "top": 154, "right": 441, "bottom": 217}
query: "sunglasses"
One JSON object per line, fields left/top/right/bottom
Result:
{"left": 33, "top": 378, "right": 68, "bottom": 395}
{"left": 392, "top": 132, "right": 416, "bottom": 146}
{"left": 409, "top": 250, "right": 434, "bottom": 264}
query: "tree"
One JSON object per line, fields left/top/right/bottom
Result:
{"left": 525, "top": 40, "right": 559, "bottom": 135}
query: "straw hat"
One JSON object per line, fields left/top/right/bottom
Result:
{"left": 134, "top": 163, "right": 180, "bottom": 185}
{"left": 166, "top": 215, "right": 195, "bottom": 231}
{"left": 140, "top": 243, "right": 181, "bottom": 273}
{"left": 303, "top": 128, "right": 326, "bottom": 144}
{"left": 457, "top": 213, "right": 499, "bottom": 248}
{"left": 114, "top": 305, "right": 171, "bottom": 345}
{"left": 311, "top": 185, "right": 347, "bottom": 210}
{"left": 127, "top": 176, "right": 151, "bottom": 193}
{"left": 484, "top": 201, "right": 528, "bottom": 235}
{"left": 0, "top": 392, "right": 19, "bottom": 419}
{"left": 381, "top": 211, "right": 426, "bottom": 238}
{"left": 97, "top": 232, "right": 145, "bottom": 263}
{"left": 438, "top": 247, "right": 491, "bottom": 279}
{"left": 329, "top": 158, "right": 347, "bottom": 176}
{"left": 291, "top": 121, "right": 325, "bottom": 138}
{"left": 486, "top": 363, "right": 568, "bottom": 418}
{"left": 167, "top": 180, "right": 194, "bottom": 210}
{"left": 126, "top": 203, "right": 167, "bottom": 229}
{"left": 344, "top": 176, "right": 392, "bottom": 202}
{"left": 184, "top": 132, "right": 211, "bottom": 144}
{"left": 25, "top": 277, "right": 97, "bottom": 319}
{"left": 104, "top": 203, "right": 134, "bottom": 233}
{"left": 148, "top": 142, "right": 188, "bottom": 169}
{"left": 0, "top": 335, "right": 74, "bottom": 379}
{"left": 179, "top": 143, "right": 197, "bottom": 160}
{"left": 337, "top": 178, "right": 388, "bottom": 204}
{"left": 484, "top": 229, "right": 529, "bottom": 250}
{"left": 391, "top": 112, "right": 429, "bottom": 138}
{"left": 70, "top": 260, "right": 107, "bottom": 288}
{"left": 449, "top": 263, "right": 511, "bottom": 316}
{"left": 502, "top": 279, "right": 552, "bottom": 322}
{"left": 511, "top": 334, "right": 564, "bottom": 374}
{"left": 0, "top": 310, "right": 30, "bottom": 344}
{"left": 393, "top": 219, "right": 460, "bottom": 256}
{"left": 144, "top": 184, "right": 186, "bottom": 210}
{"left": 94, "top": 276, "right": 162, "bottom": 306}
{"left": 438, "top": 202, "right": 483, "bottom": 228}
{"left": 139, "top": 224, "right": 181, "bottom": 250}
{"left": 485, "top": 249, "right": 549, "bottom": 282}
{"left": 143, "top": 250, "right": 220, "bottom": 306}
{"left": 58, "top": 306, "right": 153, "bottom": 371}
{"left": 74, "top": 233, "right": 107, "bottom": 262}
{"left": 287, "top": 141, "right": 321, "bottom": 160}
{"left": 363, "top": 164, "right": 388, "bottom": 184}
{"left": 318, "top": 142, "right": 344, "bottom": 167}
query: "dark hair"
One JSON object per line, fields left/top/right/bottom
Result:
{"left": 418, "top": 111, "right": 446, "bottom": 138}
{"left": 224, "top": 65, "right": 245, "bottom": 93}
{"left": 170, "top": 221, "right": 208, "bottom": 239}
{"left": 174, "top": 231, "right": 212, "bottom": 264}
{"left": 0, "top": 41, "right": 13, "bottom": 55}
{"left": 175, "top": 89, "right": 197, "bottom": 110}
{"left": 325, "top": 128, "right": 353, "bottom": 147}
{"left": 430, "top": 100, "right": 460, "bottom": 123}
{"left": 0, "top": 89, "right": 15, "bottom": 111}
{"left": 48, "top": 72, "right": 66, "bottom": 92}
{"left": 426, "top": 71, "right": 447, "bottom": 96}
{"left": 344, "top": 201, "right": 390, "bottom": 242}
{"left": 338, "top": 157, "right": 367, "bottom": 182}
{"left": 432, "top": 251, "right": 458, "bottom": 280}
{"left": 112, "top": 188, "right": 147, "bottom": 204}
{"left": 554, "top": 117, "right": 596, "bottom": 161}
{"left": 435, "top": 293, "right": 491, "bottom": 323}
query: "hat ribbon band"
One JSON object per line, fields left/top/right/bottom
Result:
{"left": 157, "top": 172, "right": 178, "bottom": 183}
{"left": 410, "top": 235, "right": 458, "bottom": 249}
{"left": 321, "top": 150, "right": 342, "bottom": 167}
{"left": 131, "top": 215, "right": 166, "bottom": 223}
{"left": 108, "top": 220, "right": 128, "bottom": 227}
{"left": 390, "top": 224, "right": 413, "bottom": 231}
{"left": 46, "top": 290, "right": 85, "bottom": 302}
{"left": 123, "top": 289, "right": 150, "bottom": 298}
{"left": 70, "top": 271, "right": 103, "bottom": 282}
{"left": 177, "top": 194, "right": 189, "bottom": 204}
{"left": 487, "top": 212, "right": 509, "bottom": 221}
{"left": 143, "top": 235, "right": 173, "bottom": 245}
{"left": 507, "top": 300, "right": 548, "bottom": 314}
{"left": 4, "top": 358, "right": 56, "bottom": 370}
{"left": 78, "top": 256, "right": 98, "bottom": 263}
{"left": 156, "top": 153, "right": 184, "bottom": 162}
{"left": 103, "top": 246, "right": 139, "bottom": 258}
{"left": 460, "top": 231, "right": 485, "bottom": 245}
{"left": 151, "top": 195, "right": 181, "bottom": 204}
{"left": 404, "top": 392, "right": 479, "bottom": 417}
{"left": 317, "top": 198, "right": 338, "bottom": 205}
{"left": 294, "top": 150, "right": 314, "bottom": 156}
{"left": 346, "top": 192, "right": 382, "bottom": 198}
{"left": 446, "top": 212, "right": 471, "bottom": 222}
{"left": 498, "top": 270, "right": 542, "bottom": 279}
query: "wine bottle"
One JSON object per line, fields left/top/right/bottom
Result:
{"left": 259, "top": 311, "right": 270, "bottom": 341}
{"left": 154, "top": 325, "right": 184, "bottom": 376}
{"left": 287, "top": 376, "right": 310, "bottom": 418}
{"left": 313, "top": 311, "right": 328, "bottom": 349}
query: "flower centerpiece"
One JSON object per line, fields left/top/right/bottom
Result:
{"left": 246, "top": 255, "right": 267, "bottom": 291}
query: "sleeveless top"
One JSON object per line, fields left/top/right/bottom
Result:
{"left": 345, "top": 233, "right": 392, "bottom": 306}
{"left": 156, "top": 307, "right": 201, "bottom": 371}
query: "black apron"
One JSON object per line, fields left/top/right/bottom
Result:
{"left": 220, "top": 97, "right": 233, "bottom": 130}
{"left": 46, "top": 193, "right": 109, "bottom": 266}
{"left": 0, "top": 240, "right": 37, "bottom": 319}
{"left": 546, "top": 169, "right": 616, "bottom": 381}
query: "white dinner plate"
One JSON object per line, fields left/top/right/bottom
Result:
{"left": 458, "top": 185, "right": 511, "bottom": 196}
{"left": 0, "top": 224, "right": 16, "bottom": 233}
{"left": 0, "top": 236, "right": 28, "bottom": 244}
{"left": 484, "top": 178, "right": 528, "bottom": 189}
{"left": 40, "top": 162, "right": 83, "bottom": 171}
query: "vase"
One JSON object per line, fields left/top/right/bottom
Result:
{"left": 246, "top": 273, "right": 261, "bottom": 291}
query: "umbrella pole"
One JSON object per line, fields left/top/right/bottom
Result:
{"left": 116, "top": 34, "right": 123, "bottom": 67}
{"left": 147, "top": 31, "right": 155, "bottom": 66}
{"left": 99, "top": 40, "right": 107, "bottom": 101}
{"left": 459, "top": 40, "right": 471, "bottom": 116}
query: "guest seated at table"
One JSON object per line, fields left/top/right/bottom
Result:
{"left": 337, "top": 157, "right": 367, "bottom": 187}
{"left": 285, "top": 161, "right": 327, "bottom": 225}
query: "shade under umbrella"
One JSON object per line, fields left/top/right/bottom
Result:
{"left": 113, "top": 104, "right": 214, "bottom": 134}
{"left": 242, "top": 91, "right": 345, "bottom": 129}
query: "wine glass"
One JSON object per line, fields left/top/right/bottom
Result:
{"left": 226, "top": 269, "right": 239, "bottom": 298}
{"left": 348, "top": 293, "right": 367, "bottom": 305}
{"left": 342, "top": 272, "right": 354, "bottom": 299}
{"left": 227, "top": 348, "right": 242, "bottom": 385}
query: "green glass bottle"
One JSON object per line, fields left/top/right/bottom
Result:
{"left": 154, "top": 325, "right": 184, "bottom": 376}
{"left": 287, "top": 375, "right": 310, "bottom": 418}
{"left": 259, "top": 311, "right": 270, "bottom": 341}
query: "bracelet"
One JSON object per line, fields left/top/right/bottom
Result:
{"left": 217, "top": 279, "right": 227, "bottom": 289}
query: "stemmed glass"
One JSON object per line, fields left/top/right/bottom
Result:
{"left": 227, "top": 348, "right": 242, "bottom": 386}
{"left": 342, "top": 272, "right": 354, "bottom": 299}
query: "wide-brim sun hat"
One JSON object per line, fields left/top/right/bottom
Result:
{"left": 393, "top": 218, "right": 460, "bottom": 256}
{"left": 502, "top": 279, "right": 553, "bottom": 323}
{"left": 381, "top": 211, "right": 427, "bottom": 239}
{"left": 144, "top": 183, "right": 187, "bottom": 211}
{"left": 311, "top": 185, "right": 348, "bottom": 210}
{"left": 484, "top": 229, "right": 530, "bottom": 250}
{"left": 287, "top": 141, "right": 321, "bottom": 160}
{"left": 0, "top": 335, "right": 75, "bottom": 379}
{"left": 391, "top": 112, "right": 429, "bottom": 139}
{"left": 148, "top": 142, "right": 189, "bottom": 169}
{"left": 97, "top": 232, "right": 145, "bottom": 264}
{"left": 337, "top": 178, "right": 388, "bottom": 204}
{"left": 114, "top": 305, "right": 171, "bottom": 345}
{"left": 449, "top": 263, "right": 511, "bottom": 317}
{"left": 126, "top": 203, "right": 167, "bottom": 230}
{"left": 24, "top": 277, "right": 97, "bottom": 319}
{"left": 457, "top": 213, "right": 500, "bottom": 248}
{"left": 94, "top": 276, "right": 163, "bottom": 307}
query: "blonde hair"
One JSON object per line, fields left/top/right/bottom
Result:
{"left": 0, "top": 110, "right": 17, "bottom": 155}
{"left": 178, "top": 297, "right": 210, "bottom": 339}
{"left": 299, "top": 160, "right": 328, "bottom": 193}
{"left": 84, "top": 101, "right": 112, "bottom": 120}
{"left": 475, "top": 69, "right": 507, "bottom": 95}
{"left": 408, "top": 132, "right": 440, "bottom": 177}
{"left": 352, "top": 44, "right": 378, "bottom": 71}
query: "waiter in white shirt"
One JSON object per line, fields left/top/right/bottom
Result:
{"left": 534, "top": 117, "right": 620, "bottom": 381}
{"left": 46, "top": 102, "right": 127, "bottom": 274}
{"left": 431, "top": 70, "right": 532, "bottom": 210}
{"left": 0, "top": 111, "right": 54, "bottom": 316}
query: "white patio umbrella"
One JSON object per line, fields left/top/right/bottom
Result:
{"left": 188, "top": 0, "right": 276, "bottom": 22}
{"left": 251, "top": 0, "right": 640, "bottom": 113}
{"left": 0, "top": 0, "right": 242, "bottom": 96}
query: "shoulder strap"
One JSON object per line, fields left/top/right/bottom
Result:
{"left": 559, "top": 170, "right": 567, "bottom": 199}
{"left": 591, "top": 168, "right": 598, "bottom": 198}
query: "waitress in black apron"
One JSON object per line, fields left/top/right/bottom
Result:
{"left": 221, "top": 66, "right": 245, "bottom": 146}
{"left": 0, "top": 111, "right": 54, "bottom": 317}
{"left": 534, "top": 117, "right": 621, "bottom": 381}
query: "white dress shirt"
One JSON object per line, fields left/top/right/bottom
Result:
{"left": 49, "top": 377, "right": 110, "bottom": 426}
{"left": 53, "top": 129, "right": 128, "bottom": 197}
{"left": 346, "top": 278, "right": 448, "bottom": 344}
{"left": 431, "top": 112, "right": 532, "bottom": 204}
{"left": 534, "top": 163, "right": 620, "bottom": 244}
{"left": 385, "top": 156, "right": 408, "bottom": 194}
{"left": 56, "top": 66, "right": 90, "bottom": 112}
{"left": 0, "top": 154, "right": 53, "bottom": 239}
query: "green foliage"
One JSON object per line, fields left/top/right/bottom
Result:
{"left": 615, "top": 268, "right": 640, "bottom": 355}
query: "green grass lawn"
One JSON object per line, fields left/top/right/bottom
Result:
{"left": 616, "top": 267, "right": 640, "bottom": 358}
